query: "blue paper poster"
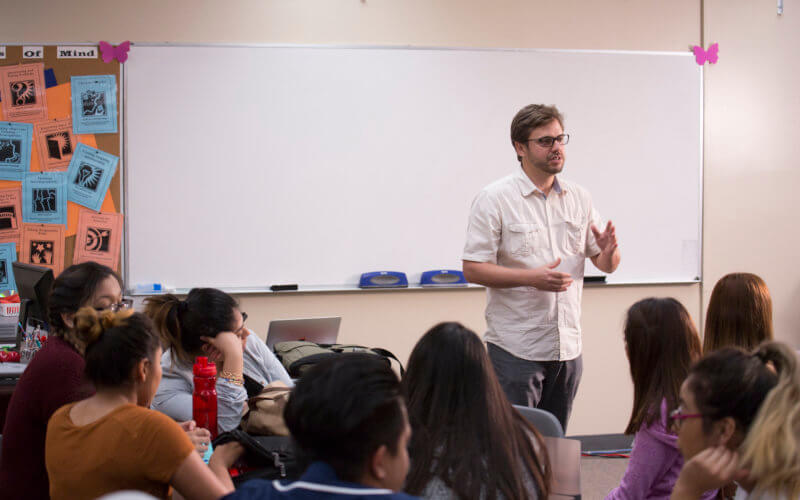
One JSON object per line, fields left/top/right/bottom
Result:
{"left": 71, "top": 75, "right": 118, "bottom": 134}
{"left": 22, "top": 172, "right": 68, "bottom": 225}
{"left": 66, "top": 143, "right": 118, "bottom": 211}
{"left": 0, "top": 243, "right": 17, "bottom": 291}
{"left": 0, "top": 121, "right": 33, "bottom": 181}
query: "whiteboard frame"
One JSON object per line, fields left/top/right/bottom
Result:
{"left": 121, "top": 43, "right": 704, "bottom": 294}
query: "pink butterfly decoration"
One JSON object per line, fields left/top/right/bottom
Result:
{"left": 692, "top": 43, "right": 719, "bottom": 66}
{"left": 99, "top": 41, "right": 131, "bottom": 64}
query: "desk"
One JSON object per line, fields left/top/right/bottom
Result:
{"left": 544, "top": 436, "right": 582, "bottom": 499}
{"left": 0, "top": 361, "right": 26, "bottom": 429}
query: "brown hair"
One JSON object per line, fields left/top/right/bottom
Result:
{"left": 510, "top": 104, "right": 564, "bottom": 162}
{"left": 143, "top": 288, "right": 238, "bottom": 365}
{"left": 403, "top": 322, "right": 550, "bottom": 499}
{"left": 624, "top": 298, "right": 702, "bottom": 434}
{"left": 704, "top": 273, "right": 773, "bottom": 353}
{"left": 72, "top": 307, "right": 161, "bottom": 388}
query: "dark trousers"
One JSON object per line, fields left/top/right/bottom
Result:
{"left": 487, "top": 342, "right": 583, "bottom": 433}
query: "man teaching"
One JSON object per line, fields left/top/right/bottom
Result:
{"left": 462, "top": 104, "right": 620, "bottom": 431}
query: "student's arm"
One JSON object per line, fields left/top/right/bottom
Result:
{"left": 605, "top": 424, "right": 678, "bottom": 500}
{"left": 670, "top": 447, "right": 748, "bottom": 500}
{"left": 171, "top": 442, "right": 242, "bottom": 500}
{"left": 463, "top": 259, "right": 573, "bottom": 291}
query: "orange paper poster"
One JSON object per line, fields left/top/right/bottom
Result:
{"left": 0, "top": 187, "right": 22, "bottom": 246}
{"left": 73, "top": 209, "right": 122, "bottom": 270}
{"left": 20, "top": 223, "right": 64, "bottom": 276}
{"left": 0, "top": 63, "right": 48, "bottom": 122}
{"left": 34, "top": 117, "right": 76, "bottom": 171}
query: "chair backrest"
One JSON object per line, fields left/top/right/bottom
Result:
{"left": 513, "top": 405, "right": 564, "bottom": 437}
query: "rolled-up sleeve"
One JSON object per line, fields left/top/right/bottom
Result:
{"left": 463, "top": 190, "right": 501, "bottom": 263}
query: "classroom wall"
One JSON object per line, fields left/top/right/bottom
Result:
{"left": 9, "top": 0, "right": 797, "bottom": 435}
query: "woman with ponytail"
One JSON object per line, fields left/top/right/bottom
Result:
{"left": 145, "top": 288, "right": 291, "bottom": 433}
{"left": 670, "top": 341, "right": 800, "bottom": 499}
{"left": 45, "top": 308, "right": 242, "bottom": 500}
{"left": 1, "top": 262, "right": 126, "bottom": 500}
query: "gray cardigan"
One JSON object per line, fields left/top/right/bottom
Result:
{"left": 151, "top": 333, "right": 292, "bottom": 432}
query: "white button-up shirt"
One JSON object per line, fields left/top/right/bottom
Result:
{"left": 463, "top": 168, "right": 602, "bottom": 361}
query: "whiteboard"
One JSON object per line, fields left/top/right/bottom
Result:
{"left": 124, "top": 45, "right": 702, "bottom": 289}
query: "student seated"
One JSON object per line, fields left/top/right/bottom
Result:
{"left": 703, "top": 273, "right": 773, "bottom": 353}
{"left": 45, "top": 308, "right": 242, "bottom": 500}
{"left": 606, "top": 298, "right": 715, "bottom": 500}
{"left": 1, "top": 262, "right": 127, "bottom": 500}
{"left": 402, "top": 322, "right": 550, "bottom": 500}
{"left": 670, "top": 342, "right": 800, "bottom": 499}
{"left": 223, "top": 353, "right": 418, "bottom": 499}
{"left": 145, "top": 288, "right": 292, "bottom": 433}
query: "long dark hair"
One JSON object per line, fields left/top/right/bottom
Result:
{"left": 624, "top": 298, "right": 702, "bottom": 434}
{"left": 403, "top": 322, "right": 550, "bottom": 499}
{"left": 143, "top": 288, "right": 238, "bottom": 364}
{"left": 704, "top": 273, "right": 773, "bottom": 353}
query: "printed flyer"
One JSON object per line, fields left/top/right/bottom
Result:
{"left": 73, "top": 209, "right": 122, "bottom": 270}
{"left": 71, "top": 75, "right": 118, "bottom": 134}
{"left": 66, "top": 143, "right": 118, "bottom": 211}
{"left": 34, "top": 117, "right": 76, "bottom": 171}
{"left": 0, "top": 187, "right": 22, "bottom": 245}
{"left": 20, "top": 223, "right": 64, "bottom": 276}
{"left": 0, "top": 63, "right": 48, "bottom": 122}
{"left": 0, "top": 242, "right": 16, "bottom": 291}
{"left": 0, "top": 121, "right": 33, "bottom": 180}
{"left": 22, "top": 171, "right": 68, "bottom": 225}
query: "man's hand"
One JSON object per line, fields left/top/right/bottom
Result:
{"left": 590, "top": 221, "right": 620, "bottom": 273}
{"left": 671, "top": 447, "right": 749, "bottom": 499}
{"left": 591, "top": 221, "right": 618, "bottom": 256}
{"left": 528, "top": 258, "right": 573, "bottom": 292}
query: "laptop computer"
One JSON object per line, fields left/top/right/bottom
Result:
{"left": 265, "top": 317, "right": 341, "bottom": 350}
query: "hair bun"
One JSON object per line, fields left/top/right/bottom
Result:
{"left": 74, "top": 307, "right": 134, "bottom": 347}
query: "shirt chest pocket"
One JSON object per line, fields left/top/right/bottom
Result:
{"left": 506, "top": 223, "right": 541, "bottom": 258}
{"left": 564, "top": 219, "right": 586, "bottom": 254}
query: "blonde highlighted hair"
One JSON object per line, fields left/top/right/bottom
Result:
{"left": 739, "top": 342, "right": 800, "bottom": 498}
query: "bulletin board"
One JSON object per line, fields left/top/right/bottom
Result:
{"left": 0, "top": 44, "right": 122, "bottom": 283}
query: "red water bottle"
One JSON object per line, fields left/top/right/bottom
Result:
{"left": 193, "top": 356, "right": 218, "bottom": 439}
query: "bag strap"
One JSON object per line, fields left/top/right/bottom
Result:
{"left": 369, "top": 347, "right": 405, "bottom": 377}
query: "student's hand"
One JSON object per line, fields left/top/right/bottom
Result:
{"left": 201, "top": 332, "right": 244, "bottom": 359}
{"left": 528, "top": 258, "right": 573, "bottom": 292}
{"left": 671, "top": 447, "right": 749, "bottom": 499}
{"left": 591, "top": 221, "right": 618, "bottom": 256}
{"left": 180, "top": 420, "right": 212, "bottom": 455}
{"left": 201, "top": 343, "right": 224, "bottom": 364}
{"left": 209, "top": 441, "right": 245, "bottom": 469}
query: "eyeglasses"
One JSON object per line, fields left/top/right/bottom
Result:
{"left": 234, "top": 312, "right": 248, "bottom": 337}
{"left": 669, "top": 406, "right": 703, "bottom": 428}
{"left": 528, "top": 134, "right": 570, "bottom": 148}
{"left": 95, "top": 298, "right": 134, "bottom": 313}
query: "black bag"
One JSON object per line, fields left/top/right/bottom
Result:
{"left": 214, "top": 429, "right": 302, "bottom": 486}
{"left": 273, "top": 341, "right": 405, "bottom": 378}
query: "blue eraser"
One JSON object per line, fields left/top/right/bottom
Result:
{"left": 359, "top": 271, "right": 408, "bottom": 288}
{"left": 420, "top": 269, "right": 468, "bottom": 287}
